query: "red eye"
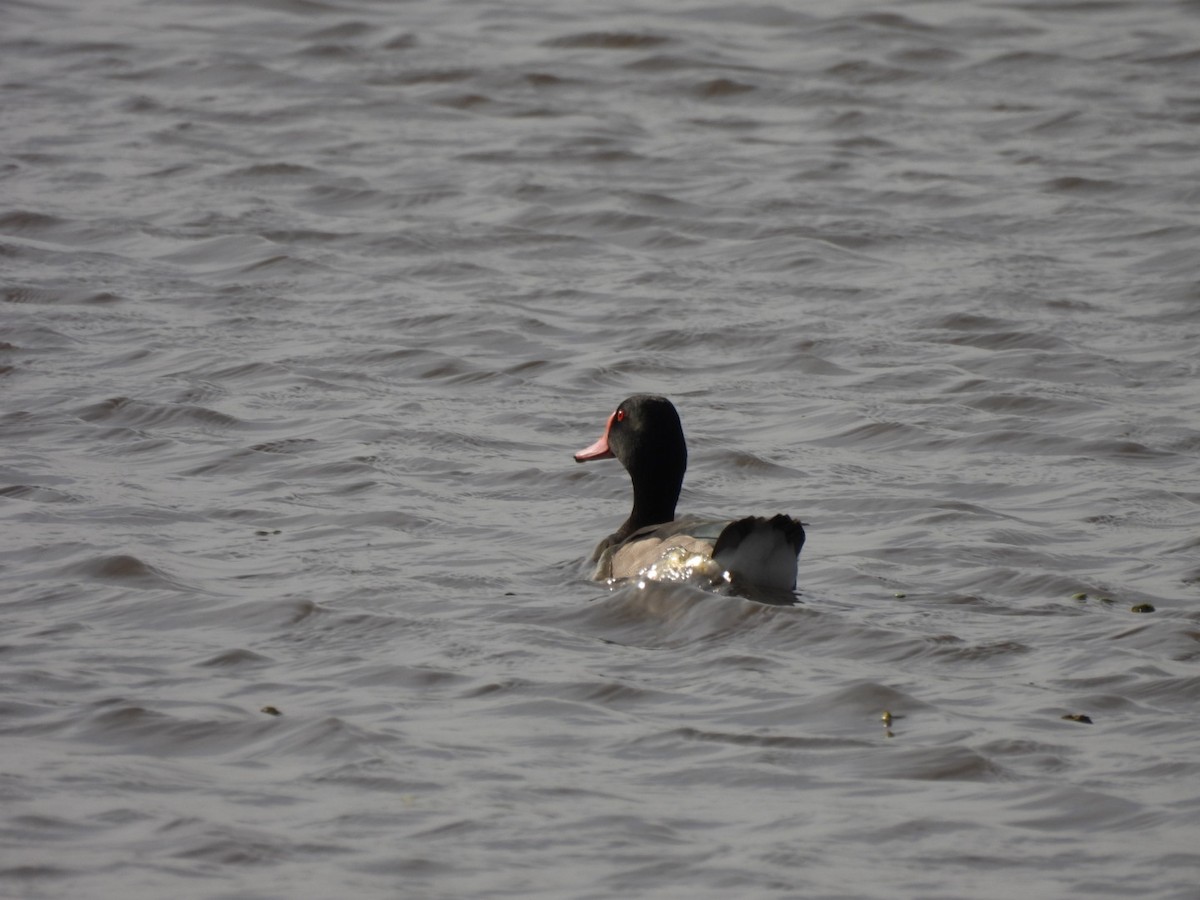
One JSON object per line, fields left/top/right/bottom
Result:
{"left": 615, "top": 409, "right": 626, "bottom": 423}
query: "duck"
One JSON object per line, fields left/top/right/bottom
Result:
{"left": 574, "top": 394, "right": 805, "bottom": 592}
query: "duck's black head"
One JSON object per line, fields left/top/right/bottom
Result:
{"left": 575, "top": 394, "right": 687, "bottom": 532}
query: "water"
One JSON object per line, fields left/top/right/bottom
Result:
{"left": 3, "top": 0, "right": 1199, "bottom": 897}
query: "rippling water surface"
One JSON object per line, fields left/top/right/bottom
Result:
{"left": 3, "top": 0, "right": 1200, "bottom": 897}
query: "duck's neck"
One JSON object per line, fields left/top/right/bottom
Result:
{"left": 612, "top": 464, "right": 683, "bottom": 543}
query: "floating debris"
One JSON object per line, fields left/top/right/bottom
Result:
{"left": 1130, "top": 603, "right": 1156, "bottom": 614}
{"left": 893, "top": 592, "right": 906, "bottom": 599}
{"left": 1062, "top": 713, "right": 1093, "bottom": 724}
{"left": 1071, "top": 592, "right": 1088, "bottom": 601}
{"left": 880, "top": 709, "right": 896, "bottom": 738}
{"left": 260, "top": 705, "right": 282, "bottom": 717}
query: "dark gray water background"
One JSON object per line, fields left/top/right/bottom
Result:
{"left": 3, "top": 0, "right": 1200, "bottom": 897}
